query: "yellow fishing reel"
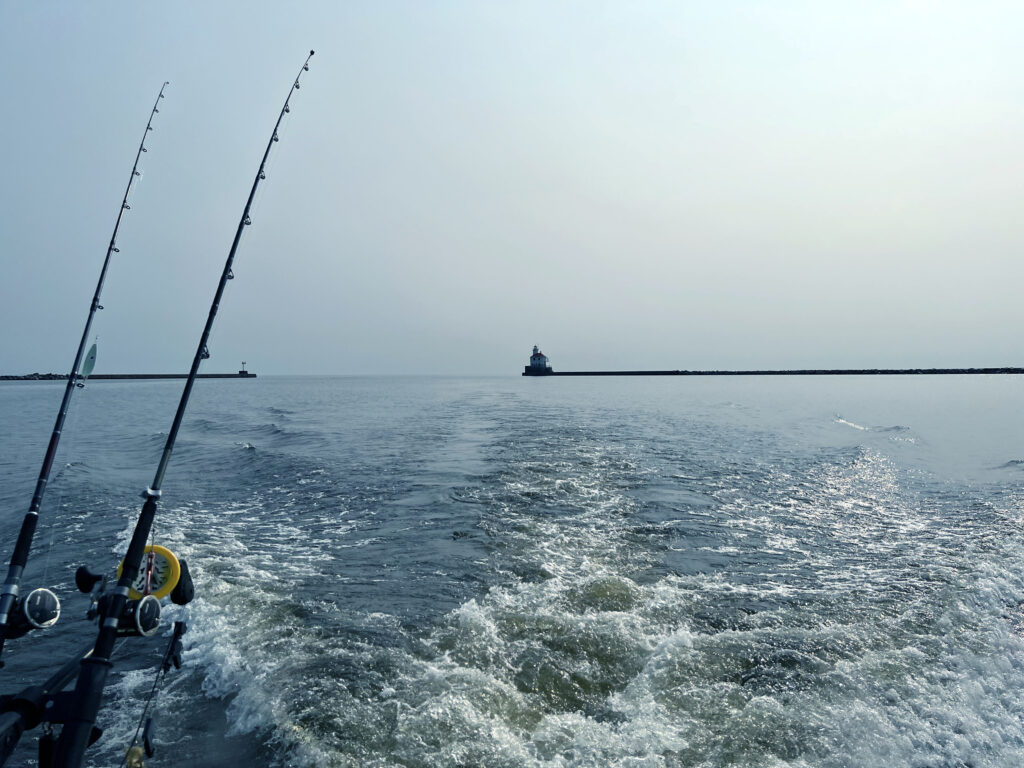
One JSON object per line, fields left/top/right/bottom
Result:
{"left": 117, "top": 544, "right": 181, "bottom": 600}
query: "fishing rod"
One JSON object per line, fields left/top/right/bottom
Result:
{"left": 0, "top": 83, "right": 170, "bottom": 663}
{"left": 0, "top": 642, "right": 94, "bottom": 764}
{"left": 52, "top": 51, "right": 314, "bottom": 767}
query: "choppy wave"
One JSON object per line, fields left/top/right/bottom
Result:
{"left": 157, "top": 395, "right": 1024, "bottom": 766}
{"left": 2, "top": 377, "right": 1023, "bottom": 766}
{"left": 835, "top": 417, "right": 910, "bottom": 434}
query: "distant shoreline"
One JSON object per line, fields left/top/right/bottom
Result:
{"left": 1, "top": 373, "right": 257, "bottom": 381}
{"left": 524, "top": 367, "right": 1024, "bottom": 377}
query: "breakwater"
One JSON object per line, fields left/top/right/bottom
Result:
{"left": 524, "top": 367, "right": 1024, "bottom": 377}
{"left": 2, "top": 373, "right": 257, "bottom": 381}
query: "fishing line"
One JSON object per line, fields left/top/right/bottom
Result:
{"left": 247, "top": 87, "right": 299, "bottom": 234}
{"left": 41, "top": 347, "right": 99, "bottom": 584}
{"left": 247, "top": 121, "right": 288, "bottom": 226}
{"left": 117, "top": 649, "right": 171, "bottom": 768}
{"left": 40, "top": 405, "right": 79, "bottom": 586}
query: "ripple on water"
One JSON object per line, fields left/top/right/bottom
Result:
{"left": 6, "top": 378, "right": 1023, "bottom": 767}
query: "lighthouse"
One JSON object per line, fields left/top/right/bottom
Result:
{"left": 523, "top": 345, "right": 553, "bottom": 376}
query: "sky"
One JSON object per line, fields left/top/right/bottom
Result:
{"left": 1, "top": 1, "right": 1022, "bottom": 375}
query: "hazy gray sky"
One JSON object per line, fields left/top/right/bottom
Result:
{"left": 1, "top": 1, "right": 1021, "bottom": 375}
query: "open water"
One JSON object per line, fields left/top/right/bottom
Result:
{"left": 1, "top": 374, "right": 1023, "bottom": 767}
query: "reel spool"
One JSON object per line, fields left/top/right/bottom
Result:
{"left": 117, "top": 545, "right": 181, "bottom": 600}
{"left": 119, "top": 595, "right": 161, "bottom": 637}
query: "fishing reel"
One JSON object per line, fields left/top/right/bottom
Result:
{"left": 76, "top": 575, "right": 160, "bottom": 637}
{"left": 115, "top": 594, "right": 161, "bottom": 638}
{"left": 4, "top": 587, "right": 60, "bottom": 640}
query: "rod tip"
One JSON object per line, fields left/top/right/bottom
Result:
{"left": 310, "top": 50, "right": 315, "bottom": 56}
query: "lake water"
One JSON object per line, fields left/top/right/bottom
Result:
{"left": 1, "top": 374, "right": 1023, "bottom": 767}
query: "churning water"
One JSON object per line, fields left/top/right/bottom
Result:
{"left": 1, "top": 375, "right": 1023, "bottom": 767}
